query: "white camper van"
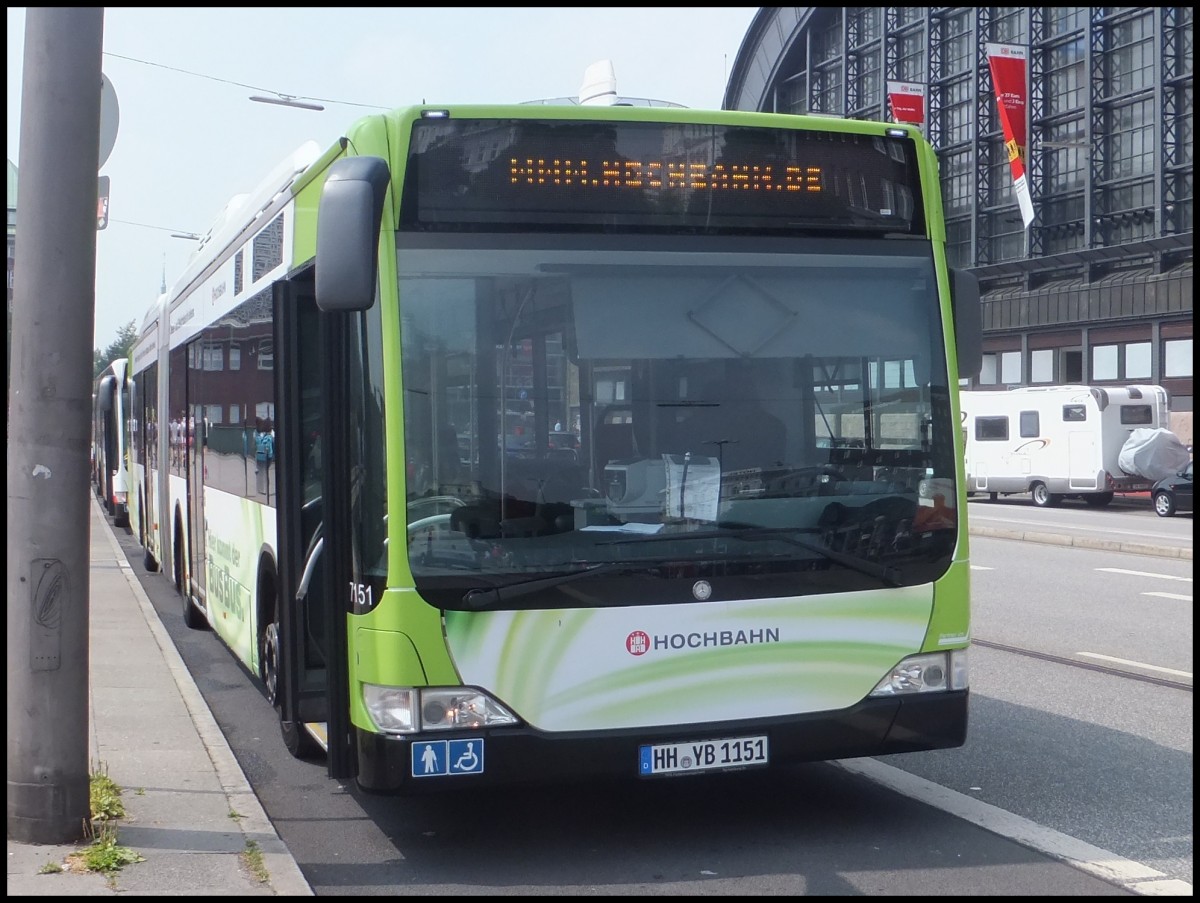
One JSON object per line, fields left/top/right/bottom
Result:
{"left": 962, "top": 384, "right": 1170, "bottom": 507}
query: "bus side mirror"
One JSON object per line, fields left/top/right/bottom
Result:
{"left": 315, "top": 156, "right": 391, "bottom": 313}
{"left": 96, "top": 375, "right": 115, "bottom": 413}
{"left": 950, "top": 268, "right": 982, "bottom": 379}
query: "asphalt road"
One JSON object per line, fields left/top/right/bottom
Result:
{"left": 891, "top": 534, "right": 1192, "bottom": 888}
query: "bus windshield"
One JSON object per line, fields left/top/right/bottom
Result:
{"left": 399, "top": 236, "right": 957, "bottom": 609}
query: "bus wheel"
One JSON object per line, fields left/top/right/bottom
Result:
{"left": 1084, "top": 492, "right": 1114, "bottom": 508}
{"left": 261, "top": 617, "right": 282, "bottom": 709}
{"left": 182, "top": 589, "right": 207, "bottom": 629}
{"left": 173, "top": 522, "right": 184, "bottom": 594}
{"left": 139, "top": 500, "right": 158, "bottom": 571}
{"left": 178, "top": 523, "right": 206, "bottom": 630}
{"left": 279, "top": 718, "right": 321, "bottom": 760}
{"left": 262, "top": 611, "right": 320, "bottom": 760}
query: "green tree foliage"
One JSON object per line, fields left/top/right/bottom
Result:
{"left": 93, "top": 320, "right": 138, "bottom": 378}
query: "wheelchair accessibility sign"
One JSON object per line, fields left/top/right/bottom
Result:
{"left": 411, "top": 739, "right": 485, "bottom": 777}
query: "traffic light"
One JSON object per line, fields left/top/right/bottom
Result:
{"left": 97, "top": 175, "right": 110, "bottom": 231}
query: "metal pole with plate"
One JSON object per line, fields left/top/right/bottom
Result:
{"left": 7, "top": 8, "right": 106, "bottom": 844}
{"left": 96, "top": 72, "right": 119, "bottom": 232}
{"left": 97, "top": 174, "right": 110, "bottom": 230}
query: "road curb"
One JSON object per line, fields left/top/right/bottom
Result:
{"left": 969, "top": 525, "right": 1192, "bottom": 561}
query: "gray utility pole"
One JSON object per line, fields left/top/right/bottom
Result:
{"left": 7, "top": 8, "right": 105, "bottom": 844}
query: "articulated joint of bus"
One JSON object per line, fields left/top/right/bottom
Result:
{"left": 361, "top": 685, "right": 519, "bottom": 734}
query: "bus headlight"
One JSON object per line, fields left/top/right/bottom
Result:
{"left": 362, "top": 684, "right": 519, "bottom": 734}
{"left": 868, "top": 649, "right": 969, "bottom": 696}
{"left": 362, "top": 685, "right": 417, "bottom": 732}
{"left": 419, "top": 689, "right": 518, "bottom": 730}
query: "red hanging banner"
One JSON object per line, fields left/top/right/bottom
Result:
{"left": 986, "top": 43, "right": 1034, "bottom": 227}
{"left": 887, "top": 81, "right": 926, "bottom": 126}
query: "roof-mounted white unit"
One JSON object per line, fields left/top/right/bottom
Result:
{"left": 578, "top": 59, "right": 619, "bottom": 106}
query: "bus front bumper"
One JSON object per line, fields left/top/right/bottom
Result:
{"left": 354, "top": 690, "right": 968, "bottom": 793}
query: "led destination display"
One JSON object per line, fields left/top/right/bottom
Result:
{"left": 402, "top": 118, "right": 926, "bottom": 235}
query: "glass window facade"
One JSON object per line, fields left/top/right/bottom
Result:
{"left": 731, "top": 6, "right": 1192, "bottom": 423}
{"left": 897, "top": 30, "right": 924, "bottom": 81}
{"left": 1164, "top": 339, "right": 1193, "bottom": 378}
{"left": 1031, "top": 349, "right": 1054, "bottom": 383}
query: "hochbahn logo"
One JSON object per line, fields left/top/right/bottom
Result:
{"left": 625, "top": 627, "right": 781, "bottom": 656}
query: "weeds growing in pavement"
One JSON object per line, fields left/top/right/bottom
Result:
{"left": 89, "top": 763, "right": 125, "bottom": 822}
{"left": 73, "top": 823, "right": 144, "bottom": 873}
{"left": 241, "top": 839, "right": 271, "bottom": 884}
{"left": 61, "top": 763, "right": 144, "bottom": 883}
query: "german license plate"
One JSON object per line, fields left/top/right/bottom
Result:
{"left": 639, "top": 735, "right": 768, "bottom": 776}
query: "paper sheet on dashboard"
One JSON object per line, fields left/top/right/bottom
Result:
{"left": 662, "top": 453, "right": 720, "bottom": 522}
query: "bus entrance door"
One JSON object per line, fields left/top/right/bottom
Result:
{"left": 276, "top": 281, "right": 353, "bottom": 777}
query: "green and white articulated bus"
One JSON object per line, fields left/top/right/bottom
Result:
{"left": 131, "top": 95, "right": 983, "bottom": 791}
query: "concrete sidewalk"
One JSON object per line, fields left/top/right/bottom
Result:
{"left": 6, "top": 497, "right": 312, "bottom": 896}
{"left": 967, "top": 493, "right": 1192, "bottom": 561}
{"left": 969, "top": 522, "right": 1192, "bottom": 559}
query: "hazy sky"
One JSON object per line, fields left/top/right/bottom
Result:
{"left": 7, "top": 7, "right": 760, "bottom": 349}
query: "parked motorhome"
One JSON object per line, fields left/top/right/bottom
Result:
{"left": 962, "top": 385, "right": 1170, "bottom": 507}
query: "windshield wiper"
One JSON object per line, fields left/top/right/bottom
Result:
{"left": 599, "top": 524, "right": 901, "bottom": 587}
{"left": 768, "top": 532, "right": 902, "bottom": 587}
{"left": 596, "top": 525, "right": 820, "bottom": 546}
{"left": 462, "top": 562, "right": 632, "bottom": 610}
{"left": 460, "top": 547, "right": 778, "bottom": 610}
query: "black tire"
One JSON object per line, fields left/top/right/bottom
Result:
{"left": 140, "top": 495, "right": 159, "bottom": 572}
{"left": 279, "top": 718, "right": 321, "bottom": 760}
{"left": 989, "top": 492, "right": 999, "bottom": 501}
{"left": 261, "top": 612, "right": 321, "bottom": 759}
{"left": 173, "top": 522, "right": 184, "bottom": 595}
{"left": 1084, "top": 492, "right": 1114, "bottom": 508}
{"left": 261, "top": 616, "right": 282, "bottom": 709}
{"left": 178, "top": 521, "right": 206, "bottom": 630}
{"left": 1030, "top": 482, "right": 1062, "bottom": 508}
{"left": 1154, "top": 490, "right": 1176, "bottom": 517}
{"left": 182, "top": 587, "right": 206, "bottom": 629}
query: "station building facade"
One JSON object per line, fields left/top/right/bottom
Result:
{"left": 724, "top": 7, "right": 1193, "bottom": 445}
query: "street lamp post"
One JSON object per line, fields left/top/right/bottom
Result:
{"left": 249, "top": 94, "right": 324, "bottom": 112}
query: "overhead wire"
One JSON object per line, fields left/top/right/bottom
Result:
{"left": 108, "top": 218, "right": 199, "bottom": 236}
{"left": 102, "top": 51, "right": 389, "bottom": 110}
